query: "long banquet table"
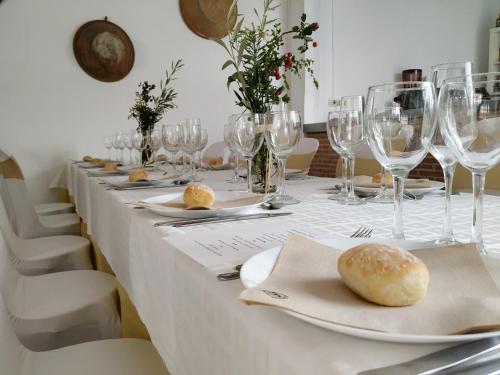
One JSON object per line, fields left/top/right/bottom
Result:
{"left": 64, "top": 162, "right": 500, "bottom": 375}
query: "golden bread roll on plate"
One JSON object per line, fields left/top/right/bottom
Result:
{"left": 91, "top": 158, "right": 103, "bottom": 165}
{"left": 129, "top": 169, "right": 149, "bottom": 182}
{"left": 338, "top": 243, "right": 429, "bottom": 307}
{"left": 83, "top": 155, "right": 93, "bottom": 162}
{"left": 372, "top": 172, "right": 392, "bottom": 185}
{"left": 103, "top": 162, "right": 118, "bottom": 172}
{"left": 207, "top": 157, "right": 224, "bottom": 167}
{"left": 183, "top": 184, "right": 215, "bottom": 209}
{"left": 156, "top": 154, "right": 167, "bottom": 161}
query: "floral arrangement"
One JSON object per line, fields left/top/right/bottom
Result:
{"left": 214, "top": 0, "right": 318, "bottom": 114}
{"left": 214, "top": 0, "right": 319, "bottom": 190}
{"left": 129, "top": 59, "right": 184, "bottom": 135}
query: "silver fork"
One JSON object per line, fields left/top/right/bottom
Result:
{"left": 350, "top": 226, "right": 374, "bottom": 238}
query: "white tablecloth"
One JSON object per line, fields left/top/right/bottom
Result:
{"left": 66, "top": 162, "right": 500, "bottom": 374}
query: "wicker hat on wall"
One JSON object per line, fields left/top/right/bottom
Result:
{"left": 180, "top": 0, "right": 238, "bottom": 39}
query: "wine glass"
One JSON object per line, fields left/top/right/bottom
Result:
{"left": 366, "top": 166, "right": 393, "bottom": 204}
{"left": 178, "top": 119, "right": 202, "bottom": 181}
{"left": 326, "top": 112, "right": 349, "bottom": 200}
{"left": 331, "top": 97, "right": 366, "bottom": 205}
{"left": 104, "top": 135, "right": 113, "bottom": 160}
{"left": 123, "top": 131, "right": 134, "bottom": 165}
{"left": 149, "top": 127, "right": 162, "bottom": 171}
{"left": 195, "top": 128, "right": 208, "bottom": 170}
{"left": 366, "top": 81, "right": 437, "bottom": 239}
{"left": 162, "top": 124, "right": 180, "bottom": 173}
{"left": 231, "top": 113, "right": 265, "bottom": 193}
{"left": 438, "top": 72, "right": 500, "bottom": 254}
{"left": 113, "top": 133, "right": 124, "bottom": 162}
{"left": 339, "top": 96, "right": 366, "bottom": 205}
{"left": 430, "top": 61, "right": 472, "bottom": 244}
{"left": 265, "top": 110, "right": 302, "bottom": 205}
{"left": 131, "top": 131, "right": 143, "bottom": 166}
{"left": 224, "top": 122, "right": 244, "bottom": 183}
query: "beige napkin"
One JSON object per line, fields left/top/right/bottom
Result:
{"left": 240, "top": 235, "right": 500, "bottom": 336}
{"left": 354, "top": 175, "right": 434, "bottom": 189}
{"left": 159, "top": 195, "right": 264, "bottom": 210}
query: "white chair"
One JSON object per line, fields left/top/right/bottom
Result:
{"left": 0, "top": 295, "right": 169, "bottom": 375}
{"left": 286, "top": 137, "right": 320, "bottom": 173}
{"left": 0, "top": 194, "right": 92, "bottom": 276}
{"left": 0, "top": 151, "right": 80, "bottom": 238}
{"left": 0, "top": 229, "right": 121, "bottom": 351}
{"left": 35, "top": 201, "right": 75, "bottom": 216}
{"left": 202, "top": 141, "right": 228, "bottom": 166}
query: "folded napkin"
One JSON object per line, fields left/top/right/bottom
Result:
{"left": 240, "top": 235, "right": 500, "bottom": 336}
{"left": 156, "top": 195, "right": 264, "bottom": 210}
{"left": 354, "top": 175, "right": 434, "bottom": 189}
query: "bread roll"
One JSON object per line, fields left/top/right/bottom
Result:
{"left": 183, "top": 184, "right": 215, "bottom": 209}
{"left": 338, "top": 243, "right": 429, "bottom": 307}
{"left": 206, "top": 157, "right": 223, "bottom": 168}
{"left": 91, "top": 158, "right": 103, "bottom": 165}
{"left": 156, "top": 154, "right": 167, "bottom": 161}
{"left": 103, "top": 162, "right": 118, "bottom": 172}
{"left": 83, "top": 155, "right": 93, "bottom": 162}
{"left": 372, "top": 172, "right": 392, "bottom": 186}
{"left": 129, "top": 169, "right": 149, "bottom": 182}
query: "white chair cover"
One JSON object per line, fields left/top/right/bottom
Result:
{"left": 35, "top": 202, "right": 75, "bottom": 216}
{"left": 0, "top": 151, "right": 80, "bottom": 238}
{"left": 202, "top": 141, "right": 229, "bottom": 165}
{"left": 0, "top": 195, "right": 92, "bottom": 275}
{"left": 0, "top": 230, "right": 120, "bottom": 351}
{"left": 0, "top": 295, "right": 168, "bottom": 375}
{"left": 286, "top": 137, "right": 320, "bottom": 172}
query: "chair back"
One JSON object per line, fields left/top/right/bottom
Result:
{"left": 286, "top": 138, "right": 319, "bottom": 173}
{"left": 0, "top": 293, "right": 26, "bottom": 374}
{"left": 0, "top": 150, "right": 47, "bottom": 238}
{"left": 0, "top": 218, "right": 22, "bottom": 317}
{"left": 202, "top": 141, "right": 228, "bottom": 166}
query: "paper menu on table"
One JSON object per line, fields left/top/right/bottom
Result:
{"left": 165, "top": 221, "right": 324, "bottom": 268}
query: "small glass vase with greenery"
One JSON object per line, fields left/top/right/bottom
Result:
{"left": 129, "top": 59, "right": 183, "bottom": 166}
{"left": 214, "top": 0, "right": 318, "bottom": 192}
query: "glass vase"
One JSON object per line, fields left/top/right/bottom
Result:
{"left": 140, "top": 128, "right": 155, "bottom": 167}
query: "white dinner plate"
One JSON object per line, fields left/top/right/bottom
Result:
{"left": 355, "top": 180, "right": 444, "bottom": 196}
{"left": 88, "top": 169, "right": 128, "bottom": 177}
{"left": 240, "top": 237, "right": 500, "bottom": 344}
{"left": 107, "top": 180, "right": 173, "bottom": 189}
{"left": 141, "top": 190, "right": 265, "bottom": 219}
{"left": 240, "top": 168, "right": 304, "bottom": 178}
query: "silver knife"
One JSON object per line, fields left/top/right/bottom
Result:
{"left": 358, "top": 337, "right": 500, "bottom": 375}
{"left": 154, "top": 212, "right": 292, "bottom": 227}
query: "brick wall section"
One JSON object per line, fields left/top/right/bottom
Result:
{"left": 305, "top": 131, "right": 444, "bottom": 182}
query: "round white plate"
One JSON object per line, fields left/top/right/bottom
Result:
{"left": 355, "top": 180, "right": 444, "bottom": 196}
{"left": 141, "top": 190, "right": 264, "bottom": 219}
{"left": 107, "top": 180, "right": 171, "bottom": 188}
{"left": 240, "top": 237, "right": 500, "bottom": 344}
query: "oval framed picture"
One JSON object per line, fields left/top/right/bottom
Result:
{"left": 73, "top": 19, "right": 135, "bottom": 82}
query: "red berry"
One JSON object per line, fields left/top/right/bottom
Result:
{"left": 287, "top": 52, "right": 292, "bottom": 57}
{"left": 312, "top": 41, "right": 318, "bottom": 47}
{"left": 311, "top": 22, "right": 319, "bottom": 30}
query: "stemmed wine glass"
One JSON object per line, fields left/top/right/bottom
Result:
{"left": 231, "top": 113, "right": 265, "bottom": 193}
{"left": 178, "top": 119, "right": 202, "bottom": 181}
{"left": 114, "top": 133, "right": 125, "bottom": 163}
{"left": 131, "top": 131, "right": 143, "bottom": 166}
{"left": 326, "top": 112, "right": 349, "bottom": 200}
{"left": 265, "top": 110, "right": 303, "bottom": 205}
{"left": 366, "top": 82, "right": 437, "bottom": 239}
{"left": 430, "top": 61, "right": 472, "bottom": 244}
{"left": 331, "top": 106, "right": 366, "bottom": 205}
{"left": 149, "top": 127, "right": 162, "bottom": 171}
{"left": 162, "top": 124, "right": 181, "bottom": 173}
{"left": 104, "top": 135, "right": 113, "bottom": 160}
{"left": 330, "top": 96, "right": 366, "bottom": 205}
{"left": 123, "top": 131, "right": 134, "bottom": 165}
{"left": 366, "top": 167, "right": 393, "bottom": 203}
{"left": 196, "top": 128, "right": 208, "bottom": 170}
{"left": 438, "top": 72, "right": 500, "bottom": 254}
{"left": 224, "top": 122, "right": 244, "bottom": 183}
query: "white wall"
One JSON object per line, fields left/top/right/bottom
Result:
{"left": 304, "top": 0, "right": 499, "bottom": 124}
{"left": 0, "top": 0, "right": 285, "bottom": 203}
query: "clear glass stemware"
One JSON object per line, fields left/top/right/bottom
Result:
{"left": 429, "top": 61, "right": 472, "bottom": 244}
{"left": 231, "top": 113, "right": 265, "bottom": 193}
{"left": 178, "top": 119, "right": 202, "bottom": 181}
{"left": 162, "top": 124, "right": 181, "bottom": 173}
{"left": 265, "top": 110, "right": 303, "bottom": 205}
{"left": 104, "top": 135, "right": 113, "bottom": 160}
{"left": 438, "top": 72, "right": 500, "bottom": 254}
{"left": 326, "top": 111, "right": 349, "bottom": 200}
{"left": 224, "top": 122, "right": 245, "bottom": 183}
{"left": 366, "top": 81, "right": 437, "bottom": 239}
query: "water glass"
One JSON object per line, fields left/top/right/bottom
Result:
{"left": 265, "top": 111, "right": 302, "bottom": 205}
{"left": 178, "top": 119, "right": 202, "bottom": 181}
{"left": 162, "top": 124, "right": 181, "bottom": 172}
{"left": 366, "top": 81, "right": 437, "bottom": 239}
{"left": 326, "top": 111, "right": 349, "bottom": 200}
{"left": 438, "top": 72, "right": 500, "bottom": 254}
{"left": 104, "top": 135, "right": 113, "bottom": 160}
{"left": 224, "top": 122, "right": 244, "bottom": 183}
